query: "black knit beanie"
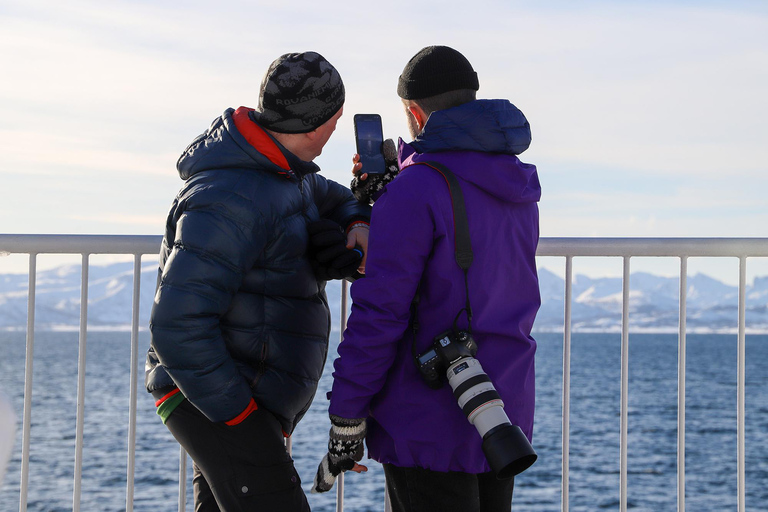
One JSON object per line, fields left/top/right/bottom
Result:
{"left": 397, "top": 46, "right": 479, "bottom": 100}
{"left": 253, "top": 51, "right": 345, "bottom": 134}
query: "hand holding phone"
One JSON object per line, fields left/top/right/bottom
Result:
{"left": 354, "top": 114, "right": 386, "bottom": 175}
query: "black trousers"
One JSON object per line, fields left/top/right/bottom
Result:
{"left": 383, "top": 464, "right": 515, "bottom": 512}
{"left": 164, "top": 399, "right": 309, "bottom": 512}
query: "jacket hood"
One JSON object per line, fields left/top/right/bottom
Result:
{"left": 176, "top": 107, "right": 319, "bottom": 181}
{"left": 409, "top": 99, "right": 531, "bottom": 155}
{"left": 398, "top": 100, "right": 540, "bottom": 204}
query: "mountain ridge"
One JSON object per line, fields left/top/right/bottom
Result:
{"left": 0, "top": 262, "right": 766, "bottom": 333}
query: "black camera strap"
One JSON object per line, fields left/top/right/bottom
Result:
{"left": 409, "top": 160, "right": 474, "bottom": 359}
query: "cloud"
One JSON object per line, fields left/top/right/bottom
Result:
{"left": 68, "top": 214, "right": 166, "bottom": 226}
{"left": 0, "top": 0, "right": 765, "bottom": 250}
{"left": 0, "top": 130, "right": 177, "bottom": 176}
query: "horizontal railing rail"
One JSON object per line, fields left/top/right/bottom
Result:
{"left": 0, "top": 234, "right": 162, "bottom": 255}
{"left": 537, "top": 237, "right": 768, "bottom": 257}
{"left": 1, "top": 234, "right": 767, "bottom": 512}
{"left": 4, "top": 234, "right": 768, "bottom": 257}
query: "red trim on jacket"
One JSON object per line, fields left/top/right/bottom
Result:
{"left": 231, "top": 107, "right": 291, "bottom": 173}
{"left": 225, "top": 398, "right": 259, "bottom": 426}
{"left": 154, "top": 387, "right": 181, "bottom": 407}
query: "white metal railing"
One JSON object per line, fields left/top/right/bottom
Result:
{"left": 535, "top": 238, "right": 768, "bottom": 512}
{"left": 0, "top": 235, "right": 158, "bottom": 512}
{"left": 1, "top": 234, "right": 767, "bottom": 512}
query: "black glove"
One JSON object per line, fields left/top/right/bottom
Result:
{"left": 351, "top": 138, "right": 400, "bottom": 205}
{"left": 307, "top": 219, "right": 363, "bottom": 281}
{"left": 312, "top": 415, "right": 367, "bottom": 493}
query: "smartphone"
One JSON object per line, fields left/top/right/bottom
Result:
{"left": 354, "top": 114, "right": 387, "bottom": 174}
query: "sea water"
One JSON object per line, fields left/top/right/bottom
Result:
{"left": 0, "top": 331, "right": 766, "bottom": 512}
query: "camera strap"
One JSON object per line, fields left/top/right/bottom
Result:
{"left": 409, "top": 160, "right": 474, "bottom": 358}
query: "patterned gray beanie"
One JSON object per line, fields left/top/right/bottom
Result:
{"left": 253, "top": 51, "right": 345, "bottom": 134}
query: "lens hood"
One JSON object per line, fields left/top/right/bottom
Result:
{"left": 482, "top": 424, "right": 537, "bottom": 479}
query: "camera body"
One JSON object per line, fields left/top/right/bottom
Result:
{"left": 415, "top": 329, "right": 477, "bottom": 389}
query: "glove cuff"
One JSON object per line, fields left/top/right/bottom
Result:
{"left": 328, "top": 415, "right": 366, "bottom": 465}
{"left": 330, "top": 415, "right": 366, "bottom": 439}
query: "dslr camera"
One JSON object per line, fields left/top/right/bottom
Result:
{"left": 415, "top": 329, "right": 537, "bottom": 479}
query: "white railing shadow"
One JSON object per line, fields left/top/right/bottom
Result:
{"left": 1, "top": 234, "right": 767, "bottom": 512}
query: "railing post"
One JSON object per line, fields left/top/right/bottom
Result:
{"left": 620, "top": 256, "right": 630, "bottom": 512}
{"left": 677, "top": 257, "right": 687, "bottom": 512}
{"left": 19, "top": 253, "right": 37, "bottom": 512}
{"left": 73, "top": 254, "right": 90, "bottom": 512}
{"left": 178, "top": 446, "right": 187, "bottom": 512}
{"left": 336, "top": 280, "right": 349, "bottom": 512}
{"left": 126, "top": 255, "right": 142, "bottom": 512}
{"left": 737, "top": 257, "right": 746, "bottom": 512}
{"left": 561, "top": 256, "right": 573, "bottom": 512}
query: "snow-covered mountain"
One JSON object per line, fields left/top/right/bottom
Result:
{"left": 537, "top": 268, "right": 767, "bottom": 332}
{"left": 0, "top": 262, "right": 159, "bottom": 331}
{"left": 0, "top": 263, "right": 766, "bottom": 333}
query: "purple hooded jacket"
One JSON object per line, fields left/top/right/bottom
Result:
{"left": 329, "top": 99, "right": 541, "bottom": 473}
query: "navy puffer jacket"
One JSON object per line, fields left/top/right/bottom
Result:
{"left": 145, "top": 107, "right": 370, "bottom": 433}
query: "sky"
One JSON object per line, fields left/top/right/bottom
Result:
{"left": 0, "top": 0, "right": 766, "bottom": 283}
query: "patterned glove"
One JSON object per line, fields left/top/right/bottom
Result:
{"left": 307, "top": 220, "right": 363, "bottom": 281}
{"left": 351, "top": 138, "right": 399, "bottom": 205}
{"left": 312, "top": 415, "right": 367, "bottom": 493}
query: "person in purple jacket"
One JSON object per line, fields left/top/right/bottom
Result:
{"left": 313, "top": 46, "right": 541, "bottom": 511}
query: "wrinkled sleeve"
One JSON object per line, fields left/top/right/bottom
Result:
{"left": 149, "top": 187, "right": 266, "bottom": 423}
{"left": 308, "top": 174, "right": 371, "bottom": 229}
{"left": 328, "top": 170, "right": 436, "bottom": 418}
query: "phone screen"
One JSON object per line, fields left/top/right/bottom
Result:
{"left": 354, "top": 114, "right": 386, "bottom": 174}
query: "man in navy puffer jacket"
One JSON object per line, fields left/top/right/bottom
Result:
{"left": 145, "top": 51, "right": 370, "bottom": 511}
